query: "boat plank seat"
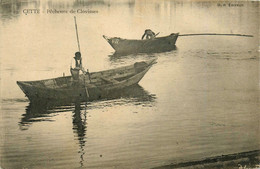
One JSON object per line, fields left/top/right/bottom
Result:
{"left": 90, "top": 65, "right": 134, "bottom": 78}
{"left": 100, "top": 76, "right": 119, "bottom": 84}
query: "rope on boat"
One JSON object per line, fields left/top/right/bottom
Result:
{"left": 179, "top": 33, "right": 253, "bottom": 37}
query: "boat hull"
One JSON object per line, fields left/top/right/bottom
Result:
{"left": 103, "top": 33, "right": 179, "bottom": 54}
{"left": 17, "top": 59, "right": 156, "bottom": 103}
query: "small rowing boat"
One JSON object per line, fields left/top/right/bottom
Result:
{"left": 103, "top": 32, "right": 254, "bottom": 55}
{"left": 17, "top": 59, "right": 157, "bottom": 102}
{"left": 103, "top": 33, "right": 179, "bottom": 54}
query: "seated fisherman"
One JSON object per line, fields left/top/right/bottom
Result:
{"left": 73, "top": 51, "right": 88, "bottom": 75}
{"left": 141, "top": 29, "right": 156, "bottom": 40}
{"left": 71, "top": 51, "right": 84, "bottom": 80}
{"left": 74, "top": 51, "right": 82, "bottom": 68}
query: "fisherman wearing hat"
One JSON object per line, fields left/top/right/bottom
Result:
{"left": 74, "top": 51, "right": 82, "bottom": 68}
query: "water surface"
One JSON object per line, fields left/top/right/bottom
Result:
{"left": 0, "top": 1, "right": 259, "bottom": 169}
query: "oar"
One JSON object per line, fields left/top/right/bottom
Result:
{"left": 155, "top": 32, "right": 160, "bottom": 37}
{"left": 179, "top": 33, "right": 253, "bottom": 37}
{"left": 140, "top": 32, "right": 159, "bottom": 49}
{"left": 74, "top": 16, "right": 90, "bottom": 98}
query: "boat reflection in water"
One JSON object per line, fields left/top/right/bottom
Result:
{"left": 109, "top": 45, "right": 177, "bottom": 58}
{"left": 19, "top": 84, "right": 155, "bottom": 166}
{"left": 19, "top": 84, "right": 156, "bottom": 128}
{"left": 19, "top": 85, "right": 156, "bottom": 166}
{"left": 108, "top": 46, "right": 177, "bottom": 67}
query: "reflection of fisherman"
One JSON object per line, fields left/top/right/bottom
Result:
{"left": 142, "top": 29, "right": 156, "bottom": 40}
{"left": 74, "top": 52, "right": 82, "bottom": 68}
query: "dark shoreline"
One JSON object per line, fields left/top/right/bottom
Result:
{"left": 152, "top": 150, "right": 260, "bottom": 169}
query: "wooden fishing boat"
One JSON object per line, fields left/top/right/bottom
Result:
{"left": 17, "top": 59, "right": 157, "bottom": 102}
{"left": 103, "top": 33, "right": 179, "bottom": 54}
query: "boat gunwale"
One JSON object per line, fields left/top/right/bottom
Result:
{"left": 105, "top": 33, "right": 179, "bottom": 41}
{"left": 17, "top": 60, "right": 155, "bottom": 84}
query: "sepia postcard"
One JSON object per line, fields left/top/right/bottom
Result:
{"left": 0, "top": 0, "right": 259, "bottom": 169}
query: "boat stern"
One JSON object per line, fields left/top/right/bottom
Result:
{"left": 169, "top": 32, "right": 179, "bottom": 42}
{"left": 145, "top": 58, "right": 157, "bottom": 66}
{"left": 131, "top": 59, "right": 157, "bottom": 85}
{"left": 17, "top": 81, "right": 31, "bottom": 97}
{"left": 103, "top": 35, "right": 110, "bottom": 41}
{"left": 103, "top": 35, "right": 121, "bottom": 50}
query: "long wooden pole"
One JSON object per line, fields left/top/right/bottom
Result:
{"left": 74, "top": 16, "right": 81, "bottom": 52}
{"left": 179, "top": 33, "right": 253, "bottom": 37}
{"left": 73, "top": 16, "right": 89, "bottom": 99}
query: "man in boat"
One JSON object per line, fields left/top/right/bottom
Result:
{"left": 141, "top": 29, "right": 156, "bottom": 40}
{"left": 74, "top": 51, "right": 82, "bottom": 68}
{"left": 71, "top": 51, "right": 83, "bottom": 80}
{"left": 72, "top": 51, "right": 89, "bottom": 74}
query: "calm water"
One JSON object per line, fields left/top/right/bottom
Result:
{"left": 0, "top": 1, "right": 259, "bottom": 169}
